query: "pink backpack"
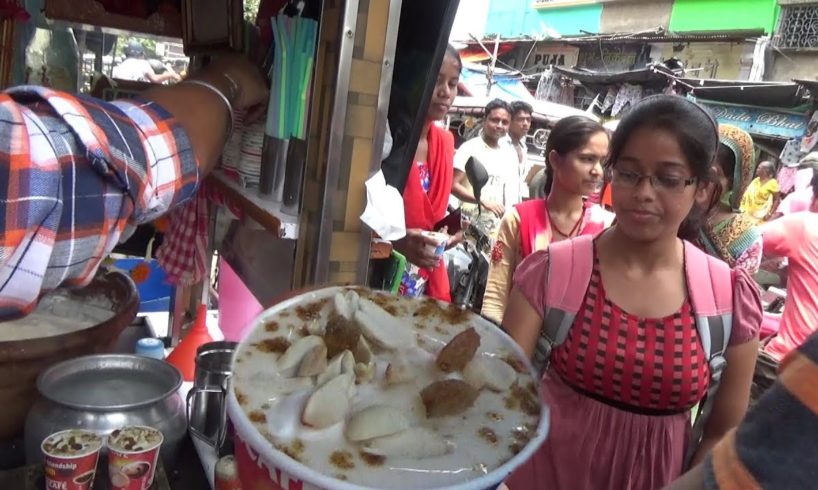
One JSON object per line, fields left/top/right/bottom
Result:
{"left": 538, "top": 234, "right": 734, "bottom": 468}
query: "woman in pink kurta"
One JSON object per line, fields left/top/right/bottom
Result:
{"left": 481, "top": 116, "right": 613, "bottom": 323}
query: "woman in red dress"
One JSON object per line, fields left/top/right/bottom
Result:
{"left": 394, "top": 46, "right": 462, "bottom": 302}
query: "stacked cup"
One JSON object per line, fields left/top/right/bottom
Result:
{"left": 238, "top": 119, "right": 266, "bottom": 187}
{"left": 41, "top": 429, "right": 103, "bottom": 490}
{"left": 221, "top": 109, "right": 246, "bottom": 171}
{"left": 40, "top": 425, "right": 164, "bottom": 490}
{"left": 106, "top": 426, "right": 164, "bottom": 489}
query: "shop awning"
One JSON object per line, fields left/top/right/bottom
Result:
{"left": 679, "top": 79, "right": 806, "bottom": 108}
{"left": 552, "top": 65, "right": 673, "bottom": 85}
{"left": 453, "top": 63, "right": 598, "bottom": 122}
{"left": 795, "top": 79, "right": 818, "bottom": 98}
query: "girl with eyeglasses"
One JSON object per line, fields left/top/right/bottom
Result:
{"left": 502, "top": 96, "right": 762, "bottom": 490}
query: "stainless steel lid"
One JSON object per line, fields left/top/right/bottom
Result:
{"left": 36, "top": 354, "right": 182, "bottom": 411}
{"left": 195, "top": 341, "right": 238, "bottom": 376}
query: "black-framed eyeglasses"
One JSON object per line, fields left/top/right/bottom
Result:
{"left": 609, "top": 168, "right": 697, "bottom": 194}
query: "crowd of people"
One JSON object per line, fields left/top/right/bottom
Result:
{"left": 0, "top": 40, "right": 817, "bottom": 489}
{"left": 396, "top": 45, "right": 818, "bottom": 489}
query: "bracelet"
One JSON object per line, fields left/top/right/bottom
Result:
{"left": 222, "top": 72, "right": 241, "bottom": 104}
{"left": 183, "top": 79, "right": 235, "bottom": 143}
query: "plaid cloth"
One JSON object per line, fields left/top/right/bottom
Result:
{"left": 156, "top": 185, "right": 208, "bottom": 285}
{"left": 0, "top": 87, "right": 198, "bottom": 320}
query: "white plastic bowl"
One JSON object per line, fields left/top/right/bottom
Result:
{"left": 227, "top": 286, "right": 549, "bottom": 490}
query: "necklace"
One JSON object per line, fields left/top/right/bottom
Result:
{"left": 548, "top": 205, "right": 585, "bottom": 238}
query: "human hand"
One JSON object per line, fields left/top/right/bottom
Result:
{"left": 481, "top": 199, "right": 505, "bottom": 217}
{"left": 394, "top": 229, "right": 443, "bottom": 269}
{"left": 446, "top": 230, "right": 465, "bottom": 250}
{"left": 200, "top": 54, "right": 269, "bottom": 113}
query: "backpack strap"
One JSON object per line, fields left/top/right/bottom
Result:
{"left": 533, "top": 235, "right": 595, "bottom": 374}
{"left": 682, "top": 241, "right": 734, "bottom": 469}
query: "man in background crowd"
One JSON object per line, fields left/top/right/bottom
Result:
{"left": 508, "top": 101, "right": 533, "bottom": 199}
{"left": 113, "top": 41, "right": 182, "bottom": 84}
{"left": 451, "top": 98, "right": 520, "bottom": 238}
{"left": 759, "top": 169, "right": 818, "bottom": 363}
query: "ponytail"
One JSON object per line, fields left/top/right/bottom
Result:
{"left": 678, "top": 171, "right": 722, "bottom": 243}
{"left": 543, "top": 163, "right": 554, "bottom": 195}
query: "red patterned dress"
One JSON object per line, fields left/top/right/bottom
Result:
{"left": 507, "top": 248, "right": 761, "bottom": 490}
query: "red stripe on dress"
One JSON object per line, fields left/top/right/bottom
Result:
{"left": 550, "top": 260, "right": 708, "bottom": 411}
{"left": 621, "top": 306, "right": 639, "bottom": 405}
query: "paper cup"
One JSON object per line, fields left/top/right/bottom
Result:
{"left": 106, "top": 426, "right": 164, "bottom": 490}
{"left": 41, "top": 429, "right": 103, "bottom": 490}
{"left": 422, "top": 231, "right": 449, "bottom": 259}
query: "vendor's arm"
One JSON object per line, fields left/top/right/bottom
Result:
{"left": 664, "top": 330, "right": 818, "bottom": 490}
{"left": 0, "top": 55, "right": 266, "bottom": 320}
{"left": 143, "top": 55, "right": 268, "bottom": 175}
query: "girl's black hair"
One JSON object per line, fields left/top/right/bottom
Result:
{"left": 605, "top": 96, "right": 719, "bottom": 242}
{"left": 445, "top": 44, "right": 463, "bottom": 73}
{"left": 607, "top": 95, "right": 718, "bottom": 179}
{"left": 716, "top": 143, "right": 737, "bottom": 189}
{"left": 543, "top": 115, "right": 607, "bottom": 195}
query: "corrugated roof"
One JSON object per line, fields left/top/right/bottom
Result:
{"left": 464, "top": 29, "right": 763, "bottom": 46}
{"left": 552, "top": 65, "right": 674, "bottom": 85}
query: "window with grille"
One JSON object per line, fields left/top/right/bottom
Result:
{"left": 777, "top": 3, "right": 818, "bottom": 49}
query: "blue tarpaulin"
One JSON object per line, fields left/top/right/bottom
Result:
{"left": 458, "top": 64, "right": 535, "bottom": 103}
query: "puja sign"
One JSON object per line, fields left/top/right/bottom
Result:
{"left": 527, "top": 45, "right": 580, "bottom": 70}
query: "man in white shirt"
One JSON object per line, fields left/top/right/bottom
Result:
{"left": 452, "top": 99, "right": 519, "bottom": 238}
{"left": 113, "top": 41, "right": 182, "bottom": 84}
{"left": 508, "top": 100, "right": 533, "bottom": 199}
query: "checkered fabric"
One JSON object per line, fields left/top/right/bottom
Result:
{"left": 550, "top": 257, "right": 709, "bottom": 411}
{"left": 156, "top": 185, "right": 208, "bottom": 286}
{"left": 0, "top": 87, "right": 198, "bottom": 320}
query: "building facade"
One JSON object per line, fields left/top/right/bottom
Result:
{"left": 468, "top": 0, "right": 816, "bottom": 83}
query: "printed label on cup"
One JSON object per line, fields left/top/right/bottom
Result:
{"left": 41, "top": 429, "right": 103, "bottom": 490}
{"left": 422, "top": 231, "right": 449, "bottom": 258}
{"left": 106, "top": 426, "right": 164, "bottom": 490}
